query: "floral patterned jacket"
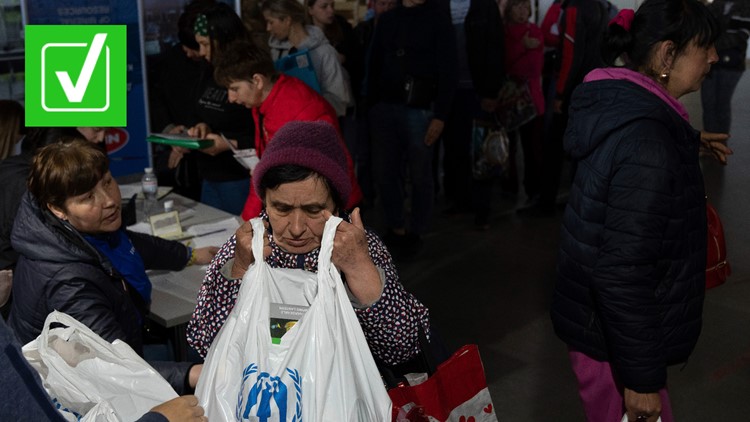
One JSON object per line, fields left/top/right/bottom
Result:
{"left": 186, "top": 214, "right": 430, "bottom": 365}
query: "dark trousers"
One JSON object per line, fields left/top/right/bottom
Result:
{"left": 701, "top": 67, "right": 744, "bottom": 134}
{"left": 442, "top": 88, "right": 480, "bottom": 207}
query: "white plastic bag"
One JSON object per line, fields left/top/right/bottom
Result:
{"left": 196, "top": 217, "right": 391, "bottom": 421}
{"left": 22, "top": 311, "right": 178, "bottom": 421}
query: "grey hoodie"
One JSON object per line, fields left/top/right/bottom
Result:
{"left": 269, "top": 25, "right": 352, "bottom": 116}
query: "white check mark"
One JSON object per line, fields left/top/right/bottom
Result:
{"left": 56, "top": 33, "right": 107, "bottom": 103}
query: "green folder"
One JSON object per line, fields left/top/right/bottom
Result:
{"left": 146, "top": 134, "right": 213, "bottom": 149}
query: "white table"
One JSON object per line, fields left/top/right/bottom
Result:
{"left": 120, "top": 186, "right": 242, "bottom": 359}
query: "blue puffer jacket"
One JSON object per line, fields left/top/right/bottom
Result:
{"left": 551, "top": 78, "right": 707, "bottom": 393}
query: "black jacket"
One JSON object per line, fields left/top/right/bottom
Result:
{"left": 8, "top": 192, "right": 194, "bottom": 393}
{"left": 464, "top": 0, "right": 505, "bottom": 99}
{"left": 368, "top": 0, "right": 458, "bottom": 120}
{"left": 551, "top": 78, "right": 706, "bottom": 393}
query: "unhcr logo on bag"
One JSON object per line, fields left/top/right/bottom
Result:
{"left": 236, "top": 363, "right": 302, "bottom": 421}
{"left": 24, "top": 25, "right": 126, "bottom": 127}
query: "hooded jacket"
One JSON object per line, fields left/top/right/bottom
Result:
{"left": 551, "top": 74, "right": 707, "bottom": 393}
{"left": 240, "top": 74, "right": 362, "bottom": 220}
{"left": 8, "top": 192, "right": 193, "bottom": 393}
{"left": 269, "top": 25, "right": 352, "bottom": 116}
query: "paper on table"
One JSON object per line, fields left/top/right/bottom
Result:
{"left": 149, "top": 271, "right": 204, "bottom": 303}
{"left": 184, "top": 217, "right": 240, "bottom": 248}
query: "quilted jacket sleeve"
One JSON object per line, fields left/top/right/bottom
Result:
{"left": 592, "top": 124, "right": 681, "bottom": 392}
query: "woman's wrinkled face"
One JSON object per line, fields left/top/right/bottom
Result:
{"left": 264, "top": 12, "right": 292, "bottom": 40}
{"left": 195, "top": 34, "right": 212, "bottom": 61}
{"left": 49, "top": 171, "right": 122, "bottom": 234}
{"left": 308, "top": 0, "right": 335, "bottom": 26}
{"left": 264, "top": 176, "right": 336, "bottom": 254}
{"left": 667, "top": 40, "right": 719, "bottom": 98}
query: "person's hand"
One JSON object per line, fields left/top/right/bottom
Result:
{"left": 150, "top": 395, "right": 207, "bottom": 422}
{"left": 553, "top": 98, "right": 564, "bottom": 114}
{"left": 624, "top": 388, "right": 661, "bottom": 422}
{"left": 168, "top": 146, "right": 189, "bottom": 169}
{"left": 166, "top": 124, "right": 187, "bottom": 135}
{"left": 199, "top": 133, "right": 235, "bottom": 156}
{"left": 700, "top": 131, "right": 733, "bottom": 165}
{"left": 480, "top": 98, "right": 498, "bottom": 113}
{"left": 523, "top": 31, "right": 541, "bottom": 49}
{"left": 424, "top": 119, "right": 445, "bottom": 146}
{"left": 322, "top": 208, "right": 382, "bottom": 305}
{"left": 191, "top": 247, "right": 220, "bottom": 266}
{"left": 188, "top": 364, "right": 202, "bottom": 389}
{"left": 187, "top": 122, "right": 211, "bottom": 138}
{"left": 231, "top": 221, "right": 271, "bottom": 279}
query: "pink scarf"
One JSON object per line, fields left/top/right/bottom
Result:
{"left": 584, "top": 67, "right": 689, "bottom": 122}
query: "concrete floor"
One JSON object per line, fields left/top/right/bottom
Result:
{"left": 378, "top": 71, "right": 750, "bottom": 421}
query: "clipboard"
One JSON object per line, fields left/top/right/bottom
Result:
{"left": 147, "top": 133, "right": 214, "bottom": 149}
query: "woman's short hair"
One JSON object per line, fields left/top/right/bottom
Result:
{"left": 28, "top": 139, "right": 109, "bottom": 211}
{"left": 261, "top": 0, "right": 307, "bottom": 26}
{"left": 199, "top": 2, "right": 248, "bottom": 63}
{"left": 258, "top": 164, "right": 343, "bottom": 210}
{"left": 213, "top": 40, "right": 278, "bottom": 86}
{"left": 603, "top": 0, "right": 719, "bottom": 70}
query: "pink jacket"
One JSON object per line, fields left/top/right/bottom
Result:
{"left": 504, "top": 22, "right": 545, "bottom": 115}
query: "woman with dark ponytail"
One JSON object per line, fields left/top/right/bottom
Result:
{"left": 551, "top": 1, "right": 731, "bottom": 421}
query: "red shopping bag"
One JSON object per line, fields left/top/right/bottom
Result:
{"left": 706, "top": 202, "right": 731, "bottom": 289}
{"left": 389, "top": 344, "right": 497, "bottom": 422}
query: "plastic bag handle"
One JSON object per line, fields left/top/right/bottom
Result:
{"left": 317, "top": 216, "right": 342, "bottom": 286}
{"left": 249, "top": 218, "right": 267, "bottom": 265}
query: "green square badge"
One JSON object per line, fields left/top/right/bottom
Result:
{"left": 25, "top": 25, "right": 127, "bottom": 127}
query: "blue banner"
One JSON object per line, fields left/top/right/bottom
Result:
{"left": 25, "top": 0, "right": 150, "bottom": 177}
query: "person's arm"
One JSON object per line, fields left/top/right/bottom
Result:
{"left": 186, "top": 234, "right": 242, "bottom": 358}
{"left": 48, "top": 278, "right": 131, "bottom": 344}
{"left": 464, "top": 0, "right": 505, "bottom": 107}
{"left": 127, "top": 231, "right": 217, "bottom": 270}
{"left": 351, "top": 226, "right": 430, "bottom": 365}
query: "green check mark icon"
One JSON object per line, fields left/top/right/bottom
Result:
{"left": 56, "top": 33, "right": 107, "bottom": 103}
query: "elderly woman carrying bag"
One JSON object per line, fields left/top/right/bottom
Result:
{"left": 187, "top": 121, "right": 430, "bottom": 366}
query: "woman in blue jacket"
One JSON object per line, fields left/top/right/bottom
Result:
{"left": 551, "top": 1, "right": 730, "bottom": 421}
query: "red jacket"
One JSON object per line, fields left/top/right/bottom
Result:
{"left": 241, "top": 74, "right": 362, "bottom": 220}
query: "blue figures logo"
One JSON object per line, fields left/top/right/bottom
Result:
{"left": 236, "top": 363, "right": 303, "bottom": 421}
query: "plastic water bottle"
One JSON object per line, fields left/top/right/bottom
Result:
{"left": 141, "top": 167, "right": 158, "bottom": 200}
{"left": 141, "top": 167, "right": 158, "bottom": 216}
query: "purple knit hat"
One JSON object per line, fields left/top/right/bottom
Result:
{"left": 253, "top": 121, "right": 351, "bottom": 204}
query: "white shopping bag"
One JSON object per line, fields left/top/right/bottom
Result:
{"left": 196, "top": 217, "right": 391, "bottom": 421}
{"left": 23, "top": 311, "right": 178, "bottom": 421}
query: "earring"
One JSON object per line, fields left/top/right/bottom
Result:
{"left": 659, "top": 71, "right": 670, "bottom": 82}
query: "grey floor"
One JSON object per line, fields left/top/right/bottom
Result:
{"left": 373, "top": 71, "right": 750, "bottom": 421}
